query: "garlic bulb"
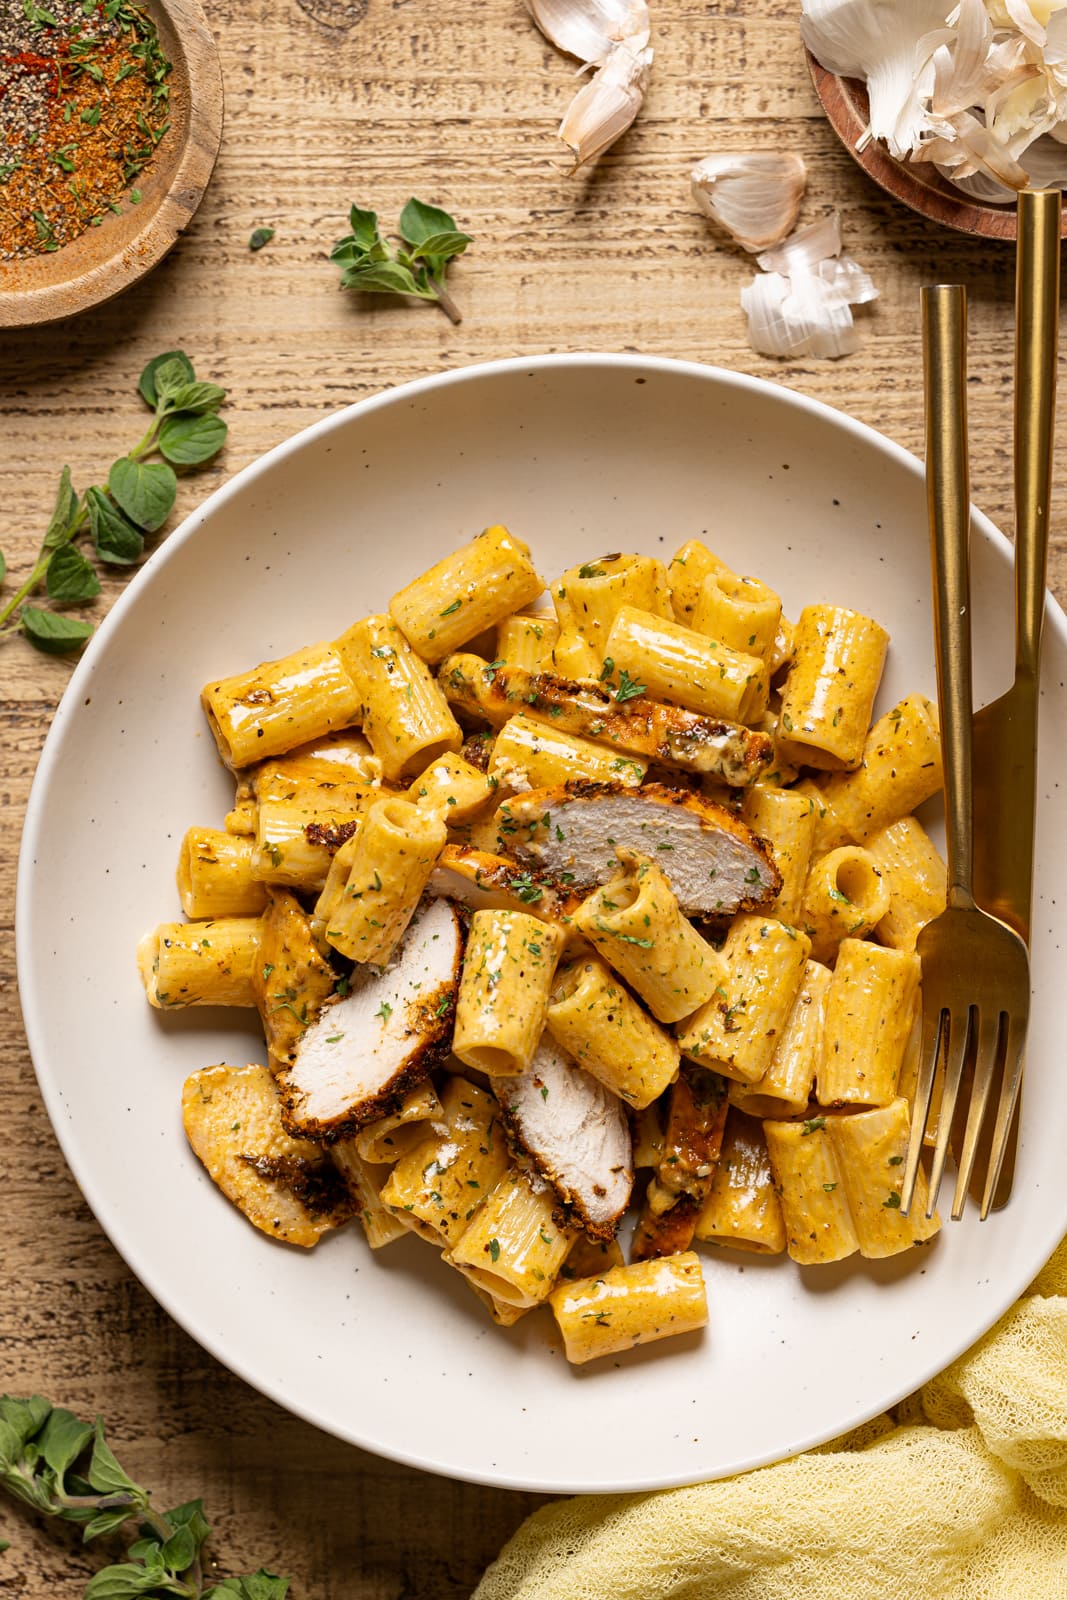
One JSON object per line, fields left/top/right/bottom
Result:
{"left": 803, "top": 0, "right": 1067, "bottom": 197}
{"left": 527, "top": 0, "right": 653, "bottom": 169}
{"left": 690, "top": 153, "right": 807, "bottom": 251}
{"left": 740, "top": 213, "right": 878, "bottom": 361}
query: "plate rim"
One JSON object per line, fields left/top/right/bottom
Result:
{"left": 16, "top": 352, "right": 1067, "bottom": 1492}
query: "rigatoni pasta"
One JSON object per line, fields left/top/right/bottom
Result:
{"left": 145, "top": 523, "right": 946, "bottom": 1366}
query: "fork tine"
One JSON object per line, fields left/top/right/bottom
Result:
{"left": 980, "top": 1009, "right": 1028, "bottom": 1220}
{"left": 951, "top": 1010, "right": 1001, "bottom": 1220}
{"left": 900, "top": 1002, "right": 944, "bottom": 1215}
{"left": 927, "top": 1006, "right": 972, "bottom": 1217}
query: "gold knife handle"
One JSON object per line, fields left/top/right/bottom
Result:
{"left": 1015, "top": 189, "right": 1060, "bottom": 682}
{"left": 922, "top": 284, "right": 974, "bottom": 907}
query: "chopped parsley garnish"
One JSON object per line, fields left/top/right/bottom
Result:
{"left": 614, "top": 669, "right": 645, "bottom": 703}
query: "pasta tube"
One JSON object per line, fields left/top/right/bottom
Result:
{"left": 353, "top": 1083, "right": 444, "bottom": 1164}
{"left": 254, "top": 889, "right": 336, "bottom": 1069}
{"left": 252, "top": 779, "right": 376, "bottom": 891}
{"left": 548, "top": 1252, "right": 708, "bottom": 1365}
{"left": 496, "top": 612, "right": 559, "bottom": 673}
{"left": 202, "top": 641, "right": 362, "bottom": 770}
{"left": 667, "top": 539, "right": 728, "bottom": 624}
{"left": 817, "top": 938, "right": 921, "bottom": 1108}
{"left": 389, "top": 524, "right": 545, "bottom": 664}
{"left": 488, "top": 714, "right": 647, "bottom": 792}
{"left": 792, "top": 778, "right": 853, "bottom": 856}
{"left": 800, "top": 845, "right": 890, "bottom": 964}
{"left": 177, "top": 827, "right": 268, "bottom": 919}
{"left": 741, "top": 784, "right": 817, "bottom": 926}
{"left": 691, "top": 570, "right": 782, "bottom": 661}
{"left": 380, "top": 1076, "right": 508, "bottom": 1247}
{"left": 448, "top": 1167, "right": 577, "bottom": 1307}
{"left": 675, "top": 915, "right": 811, "bottom": 1086}
{"left": 603, "top": 605, "right": 768, "bottom": 723}
{"left": 550, "top": 553, "right": 673, "bottom": 678}
{"left": 546, "top": 956, "right": 680, "bottom": 1109}
{"left": 866, "top": 816, "right": 947, "bottom": 952}
{"left": 827, "top": 1098, "right": 941, "bottom": 1256}
{"left": 138, "top": 917, "right": 262, "bottom": 1009}
{"left": 694, "top": 1109, "right": 786, "bottom": 1254}
{"left": 324, "top": 797, "right": 447, "bottom": 966}
{"left": 335, "top": 615, "right": 462, "bottom": 782}
{"left": 818, "top": 694, "right": 943, "bottom": 842}
{"left": 777, "top": 605, "right": 889, "bottom": 771}
{"left": 452, "top": 910, "right": 565, "bottom": 1076}
{"left": 731, "top": 958, "right": 831, "bottom": 1119}
{"left": 331, "top": 1142, "right": 409, "bottom": 1249}
{"left": 572, "top": 851, "right": 720, "bottom": 1023}
{"left": 406, "top": 752, "right": 494, "bottom": 822}
{"left": 763, "top": 1115, "right": 859, "bottom": 1265}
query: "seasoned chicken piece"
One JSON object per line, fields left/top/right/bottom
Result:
{"left": 495, "top": 1034, "right": 634, "bottom": 1239}
{"left": 497, "top": 782, "right": 780, "bottom": 916}
{"left": 182, "top": 1063, "right": 352, "bottom": 1247}
{"left": 428, "top": 844, "right": 583, "bottom": 924}
{"left": 438, "top": 655, "right": 773, "bottom": 784}
{"left": 254, "top": 889, "right": 337, "bottom": 1069}
{"left": 279, "top": 898, "right": 462, "bottom": 1141}
{"left": 631, "top": 1065, "right": 729, "bottom": 1260}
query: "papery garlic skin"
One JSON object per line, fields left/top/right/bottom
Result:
{"left": 740, "top": 213, "right": 878, "bottom": 362}
{"left": 690, "top": 153, "right": 807, "bottom": 251}
{"left": 528, "top": 0, "right": 653, "bottom": 168}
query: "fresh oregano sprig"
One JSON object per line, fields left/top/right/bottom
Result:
{"left": 331, "top": 197, "right": 472, "bottom": 324}
{"left": 0, "top": 1394, "right": 289, "bottom": 1599}
{"left": 0, "top": 351, "right": 227, "bottom": 655}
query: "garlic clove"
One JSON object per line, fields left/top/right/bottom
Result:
{"left": 816, "top": 254, "right": 879, "bottom": 305}
{"left": 526, "top": 0, "right": 650, "bottom": 67}
{"left": 690, "top": 153, "right": 807, "bottom": 252}
{"left": 557, "top": 40, "right": 653, "bottom": 167}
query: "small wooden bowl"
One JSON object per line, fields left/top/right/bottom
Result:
{"left": 807, "top": 52, "right": 1050, "bottom": 244}
{"left": 0, "top": 0, "right": 223, "bottom": 328}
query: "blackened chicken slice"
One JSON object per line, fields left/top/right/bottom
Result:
{"left": 428, "top": 844, "right": 583, "bottom": 923}
{"left": 498, "top": 782, "right": 780, "bottom": 916}
{"left": 279, "top": 897, "right": 462, "bottom": 1142}
{"left": 496, "top": 1033, "right": 633, "bottom": 1239}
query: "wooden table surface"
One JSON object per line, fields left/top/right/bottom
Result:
{"left": 1, "top": 2, "right": 1063, "bottom": 1595}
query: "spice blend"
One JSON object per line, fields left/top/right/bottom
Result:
{"left": 0, "top": 0, "right": 171, "bottom": 262}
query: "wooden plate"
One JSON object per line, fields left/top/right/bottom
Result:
{"left": 0, "top": 0, "right": 223, "bottom": 328}
{"left": 808, "top": 52, "right": 1038, "bottom": 243}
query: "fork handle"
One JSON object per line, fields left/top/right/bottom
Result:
{"left": 1014, "top": 189, "right": 1059, "bottom": 684}
{"left": 922, "top": 284, "right": 974, "bottom": 907}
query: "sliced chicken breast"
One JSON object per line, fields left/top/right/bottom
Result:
{"left": 182, "top": 1063, "right": 352, "bottom": 1247}
{"left": 428, "top": 844, "right": 583, "bottom": 923}
{"left": 498, "top": 782, "right": 780, "bottom": 916}
{"left": 495, "top": 1034, "right": 633, "bottom": 1239}
{"left": 438, "top": 656, "right": 773, "bottom": 785}
{"left": 280, "top": 897, "right": 462, "bottom": 1141}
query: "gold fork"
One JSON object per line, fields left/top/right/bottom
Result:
{"left": 900, "top": 284, "right": 1031, "bottom": 1222}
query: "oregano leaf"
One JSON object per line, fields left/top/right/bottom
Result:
{"left": 139, "top": 351, "right": 195, "bottom": 408}
{"left": 46, "top": 545, "right": 101, "bottom": 604}
{"left": 85, "top": 488, "right": 144, "bottom": 566}
{"left": 158, "top": 413, "right": 227, "bottom": 467}
{"left": 108, "top": 458, "right": 177, "bottom": 533}
{"left": 398, "top": 197, "right": 460, "bottom": 246}
{"left": 38, "top": 1407, "right": 94, "bottom": 1479}
{"left": 20, "top": 607, "right": 94, "bottom": 654}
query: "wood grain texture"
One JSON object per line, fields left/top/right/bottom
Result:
{"left": 0, "top": 2, "right": 1064, "bottom": 1595}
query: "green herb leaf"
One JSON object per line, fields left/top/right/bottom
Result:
{"left": 21, "top": 606, "right": 94, "bottom": 653}
{"left": 162, "top": 381, "right": 227, "bottom": 416}
{"left": 398, "top": 197, "right": 460, "bottom": 246}
{"left": 614, "top": 668, "right": 645, "bottom": 704}
{"left": 345, "top": 204, "right": 382, "bottom": 252}
{"left": 46, "top": 544, "right": 101, "bottom": 603}
{"left": 81, "top": 1507, "right": 137, "bottom": 1541}
{"left": 42, "top": 464, "right": 80, "bottom": 552}
{"left": 340, "top": 259, "right": 428, "bottom": 298}
{"left": 38, "top": 1407, "right": 94, "bottom": 1479}
{"left": 108, "top": 458, "right": 177, "bottom": 533}
{"left": 86, "top": 488, "right": 144, "bottom": 566}
{"left": 139, "top": 350, "right": 195, "bottom": 408}
{"left": 159, "top": 413, "right": 228, "bottom": 467}
{"left": 204, "top": 1573, "right": 291, "bottom": 1600}
{"left": 83, "top": 1565, "right": 175, "bottom": 1599}
{"left": 0, "top": 550, "right": 5, "bottom": 585}
{"left": 86, "top": 1419, "right": 145, "bottom": 1501}
{"left": 0, "top": 1396, "right": 51, "bottom": 1472}
{"left": 249, "top": 227, "right": 275, "bottom": 252}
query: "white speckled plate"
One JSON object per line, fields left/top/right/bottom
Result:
{"left": 17, "top": 355, "right": 1067, "bottom": 1493}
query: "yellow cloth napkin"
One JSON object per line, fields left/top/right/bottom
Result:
{"left": 474, "top": 1236, "right": 1067, "bottom": 1600}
